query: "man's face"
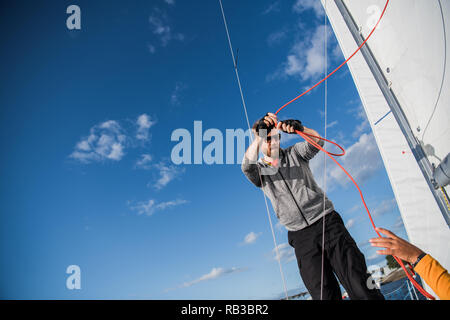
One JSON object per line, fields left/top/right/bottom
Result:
{"left": 260, "top": 128, "right": 280, "bottom": 158}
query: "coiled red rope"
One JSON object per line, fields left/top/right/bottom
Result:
{"left": 273, "top": 0, "right": 435, "bottom": 300}
{"left": 297, "top": 130, "right": 434, "bottom": 300}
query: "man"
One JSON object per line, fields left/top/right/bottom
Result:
{"left": 241, "top": 112, "right": 384, "bottom": 300}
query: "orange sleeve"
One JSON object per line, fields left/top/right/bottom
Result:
{"left": 414, "top": 254, "right": 450, "bottom": 300}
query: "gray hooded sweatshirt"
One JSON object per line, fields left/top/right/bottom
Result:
{"left": 241, "top": 140, "right": 334, "bottom": 231}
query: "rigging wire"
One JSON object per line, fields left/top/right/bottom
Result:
{"left": 218, "top": 0, "right": 289, "bottom": 300}
{"left": 320, "top": 0, "right": 328, "bottom": 301}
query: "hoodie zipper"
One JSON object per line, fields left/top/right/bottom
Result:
{"left": 277, "top": 169, "right": 310, "bottom": 226}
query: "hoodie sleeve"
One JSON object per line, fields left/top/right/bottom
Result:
{"left": 292, "top": 140, "right": 324, "bottom": 161}
{"left": 241, "top": 157, "right": 262, "bottom": 188}
{"left": 414, "top": 254, "right": 450, "bottom": 300}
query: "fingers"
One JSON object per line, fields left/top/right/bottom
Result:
{"left": 264, "top": 113, "right": 278, "bottom": 127}
{"left": 375, "top": 249, "right": 392, "bottom": 256}
{"left": 369, "top": 238, "right": 394, "bottom": 248}
{"left": 278, "top": 122, "right": 295, "bottom": 134}
{"left": 370, "top": 237, "right": 401, "bottom": 258}
{"left": 375, "top": 227, "right": 398, "bottom": 240}
{"left": 284, "top": 125, "right": 294, "bottom": 133}
{"left": 369, "top": 238, "right": 395, "bottom": 256}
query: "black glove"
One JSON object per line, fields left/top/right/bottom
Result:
{"left": 280, "top": 119, "right": 304, "bottom": 133}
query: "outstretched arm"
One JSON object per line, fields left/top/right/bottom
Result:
{"left": 370, "top": 228, "right": 424, "bottom": 263}
{"left": 370, "top": 227, "right": 450, "bottom": 300}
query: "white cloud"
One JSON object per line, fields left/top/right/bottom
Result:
{"left": 293, "top": 0, "right": 325, "bottom": 17}
{"left": 148, "top": 8, "right": 184, "bottom": 49}
{"left": 135, "top": 154, "right": 153, "bottom": 169}
{"left": 349, "top": 104, "right": 370, "bottom": 138}
{"left": 153, "top": 161, "right": 185, "bottom": 190}
{"left": 164, "top": 0, "right": 175, "bottom": 5}
{"left": 390, "top": 216, "right": 405, "bottom": 233}
{"left": 70, "top": 120, "right": 127, "bottom": 163}
{"left": 272, "top": 243, "right": 296, "bottom": 263}
{"left": 165, "top": 267, "right": 246, "bottom": 291}
{"left": 99, "top": 120, "right": 120, "bottom": 130}
{"left": 147, "top": 43, "right": 156, "bottom": 54}
{"left": 353, "top": 119, "right": 370, "bottom": 138}
{"left": 268, "top": 2, "right": 343, "bottom": 83}
{"left": 372, "top": 198, "right": 397, "bottom": 217}
{"left": 291, "top": 25, "right": 331, "bottom": 80}
{"left": 284, "top": 54, "right": 303, "bottom": 76}
{"left": 70, "top": 114, "right": 158, "bottom": 165}
{"left": 135, "top": 157, "right": 186, "bottom": 190}
{"left": 108, "top": 142, "right": 124, "bottom": 160}
{"left": 129, "top": 199, "right": 156, "bottom": 216}
{"left": 332, "top": 43, "right": 344, "bottom": 59}
{"left": 267, "top": 30, "right": 287, "bottom": 46}
{"left": 275, "top": 221, "right": 285, "bottom": 232}
{"left": 367, "top": 252, "right": 381, "bottom": 262}
{"left": 348, "top": 103, "right": 367, "bottom": 120}
{"left": 348, "top": 203, "right": 362, "bottom": 213}
{"left": 329, "top": 133, "right": 383, "bottom": 186}
{"left": 136, "top": 114, "right": 156, "bottom": 141}
{"left": 129, "top": 198, "right": 188, "bottom": 216}
{"left": 262, "top": 1, "right": 280, "bottom": 15}
{"left": 326, "top": 120, "right": 338, "bottom": 129}
{"left": 242, "top": 231, "right": 261, "bottom": 245}
{"left": 170, "top": 82, "right": 187, "bottom": 106}
{"left": 76, "top": 139, "right": 91, "bottom": 151}
{"left": 310, "top": 132, "right": 383, "bottom": 190}
{"left": 155, "top": 199, "right": 188, "bottom": 210}
{"left": 270, "top": 25, "right": 337, "bottom": 82}
{"left": 345, "top": 218, "right": 357, "bottom": 229}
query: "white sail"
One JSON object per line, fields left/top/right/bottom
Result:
{"left": 322, "top": 0, "right": 450, "bottom": 299}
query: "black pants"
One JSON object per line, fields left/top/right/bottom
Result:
{"left": 288, "top": 211, "right": 385, "bottom": 300}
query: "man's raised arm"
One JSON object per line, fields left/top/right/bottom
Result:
{"left": 241, "top": 133, "right": 263, "bottom": 188}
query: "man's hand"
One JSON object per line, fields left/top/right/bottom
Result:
{"left": 254, "top": 113, "right": 278, "bottom": 137}
{"left": 262, "top": 113, "right": 278, "bottom": 129}
{"left": 370, "top": 228, "right": 425, "bottom": 264}
{"left": 277, "top": 119, "right": 304, "bottom": 134}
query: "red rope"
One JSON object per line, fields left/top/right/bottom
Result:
{"left": 298, "top": 131, "right": 434, "bottom": 300}
{"left": 272, "top": 0, "right": 435, "bottom": 299}
{"left": 274, "top": 0, "right": 388, "bottom": 116}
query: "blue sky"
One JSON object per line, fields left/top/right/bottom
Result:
{"left": 0, "top": 0, "right": 407, "bottom": 299}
